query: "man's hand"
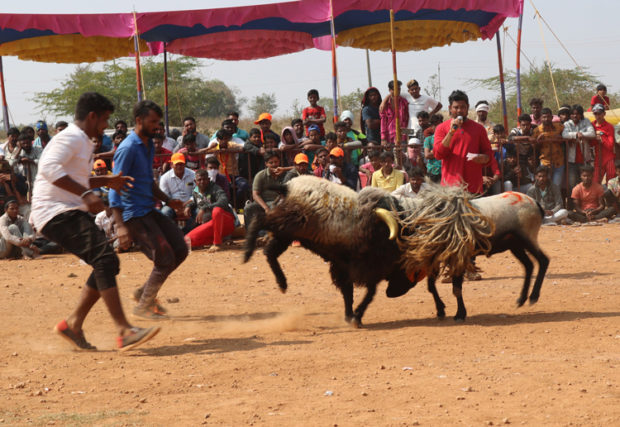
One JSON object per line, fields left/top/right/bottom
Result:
{"left": 20, "top": 237, "right": 34, "bottom": 247}
{"left": 167, "top": 199, "right": 184, "bottom": 213}
{"left": 116, "top": 224, "right": 132, "bottom": 250}
{"left": 83, "top": 192, "right": 105, "bottom": 214}
{"left": 545, "top": 210, "right": 554, "bottom": 217}
{"left": 196, "top": 209, "right": 205, "bottom": 224}
{"left": 183, "top": 206, "right": 192, "bottom": 218}
{"left": 482, "top": 176, "right": 494, "bottom": 188}
{"left": 105, "top": 172, "right": 134, "bottom": 192}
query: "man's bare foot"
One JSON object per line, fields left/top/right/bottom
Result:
{"left": 207, "top": 245, "right": 222, "bottom": 253}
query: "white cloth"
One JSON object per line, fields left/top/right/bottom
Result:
{"left": 159, "top": 167, "right": 195, "bottom": 202}
{"left": 391, "top": 182, "right": 428, "bottom": 199}
{"left": 162, "top": 136, "right": 178, "bottom": 152}
{"left": 95, "top": 211, "right": 116, "bottom": 240}
{"left": 402, "top": 93, "right": 439, "bottom": 131}
{"left": 30, "top": 123, "right": 94, "bottom": 231}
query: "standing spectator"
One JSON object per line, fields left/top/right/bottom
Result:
{"left": 312, "top": 147, "right": 329, "bottom": 178}
{"left": 590, "top": 103, "right": 617, "bottom": 183}
{"left": 110, "top": 100, "right": 189, "bottom": 320}
{"left": 508, "top": 114, "right": 535, "bottom": 177}
{"left": 185, "top": 169, "right": 235, "bottom": 252}
{"left": 291, "top": 118, "right": 308, "bottom": 143}
{"left": 0, "top": 198, "right": 38, "bottom": 259}
{"left": 253, "top": 112, "right": 280, "bottom": 144}
{"left": 205, "top": 129, "right": 249, "bottom": 208}
{"left": 33, "top": 120, "right": 51, "bottom": 149}
{"left": 244, "top": 151, "right": 285, "bottom": 229}
{"left": 54, "top": 121, "right": 68, "bottom": 134}
{"left": 402, "top": 79, "right": 442, "bottom": 132}
{"left": 30, "top": 92, "right": 157, "bottom": 351}
{"left": 302, "top": 89, "right": 327, "bottom": 137}
{"left": 392, "top": 166, "right": 427, "bottom": 200}
{"left": 159, "top": 121, "right": 178, "bottom": 153}
{"left": 562, "top": 105, "right": 596, "bottom": 191}
{"left": 371, "top": 151, "right": 405, "bottom": 192}
{"left": 226, "top": 111, "right": 249, "bottom": 141}
{"left": 380, "top": 80, "right": 409, "bottom": 146}
{"left": 604, "top": 160, "right": 620, "bottom": 212}
{"left": 152, "top": 133, "right": 172, "bottom": 179}
{"left": 175, "top": 116, "right": 210, "bottom": 151}
{"left": 474, "top": 101, "right": 495, "bottom": 139}
{"left": 533, "top": 107, "right": 565, "bottom": 188}
{"left": 360, "top": 87, "right": 382, "bottom": 143}
{"left": 177, "top": 133, "right": 201, "bottom": 171}
{"left": 434, "top": 89, "right": 493, "bottom": 195}
{"left": 240, "top": 128, "right": 265, "bottom": 183}
{"left": 114, "top": 120, "right": 128, "bottom": 135}
{"left": 557, "top": 105, "right": 571, "bottom": 123}
{"left": 423, "top": 114, "right": 443, "bottom": 183}
{"left": 1, "top": 127, "right": 20, "bottom": 163}
{"left": 527, "top": 165, "right": 569, "bottom": 225}
{"left": 159, "top": 153, "right": 196, "bottom": 230}
{"left": 529, "top": 97, "right": 544, "bottom": 126}
{"left": 13, "top": 132, "right": 42, "bottom": 191}
{"left": 340, "top": 110, "right": 365, "bottom": 141}
{"left": 590, "top": 84, "right": 610, "bottom": 110}
{"left": 568, "top": 164, "right": 615, "bottom": 223}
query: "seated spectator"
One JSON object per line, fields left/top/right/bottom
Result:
{"left": 533, "top": 107, "right": 565, "bottom": 188}
{"left": 0, "top": 159, "right": 29, "bottom": 216}
{"left": 562, "top": 105, "right": 596, "bottom": 191}
{"left": 205, "top": 157, "right": 232, "bottom": 200}
{"left": 324, "top": 147, "right": 359, "bottom": 190}
{"left": 312, "top": 147, "right": 329, "bottom": 178}
{"left": 502, "top": 149, "right": 531, "bottom": 193}
{"left": 0, "top": 198, "right": 38, "bottom": 259}
{"left": 279, "top": 127, "right": 301, "bottom": 167}
{"left": 153, "top": 133, "right": 172, "bottom": 179}
{"left": 254, "top": 113, "right": 280, "bottom": 144}
{"left": 95, "top": 197, "right": 118, "bottom": 249}
{"left": 359, "top": 149, "right": 381, "bottom": 187}
{"left": 33, "top": 120, "right": 51, "bottom": 149}
{"left": 604, "top": 160, "right": 620, "bottom": 213}
{"left": 591, "top": 83, "right": 610, "bottom": 110}
{"left": 178, "top": 133, "right": 201, "bottom": 170}
{"left": 371, "top": 151, "right": 405, "bottom": 192}
{"left": 114, "top": 119, "right": 128, "bottom": 134}
{"left": 568, "top": 164, "right": 615, "bottom": 223}
{"left": 185, "top": 169, "right": 236, "bottom": 252}
{"left": 392, "top": 166, "right": 427, "bottom": 200}
{"left": 240, "top": 128, "right": 265, "bottom": 183}
{"left": 527, "top": 165, "right": 569, "bottom": 225}
{"left": 92, "top": 159, "right": 111, "bottom": 198}
{"left": 283, "top": 153, "right": 310, "bottom": 183}
{"left": 244, "top": 151, "right": 285, "bottom": 229}
{"left": 159, "top": 153, "right": 196, "bottom": 231}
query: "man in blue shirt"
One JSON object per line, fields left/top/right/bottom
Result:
{"left": 110, "top": 100, "right": 188, "bottom": 320}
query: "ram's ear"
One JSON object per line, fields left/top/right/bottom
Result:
{"left": 375, "top": 208, "right": 398, "bottom": 240}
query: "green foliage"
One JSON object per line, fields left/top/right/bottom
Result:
{"left": 33, "top": 57, "right": 241, "bottom": 126}
{"left": 247, "top": 92, "right": 278, "bottom": 118}
{"left": 469, "top": 63, "right": 618, "bottom": 125}
{"left": 318, "top": 88, "right": 364, "bottom": 126}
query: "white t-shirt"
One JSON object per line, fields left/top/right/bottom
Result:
{"left": 30, "top": 123, "right": 94, "bottom": 231}
{"left": 403, "top": 93, "right": 439, "bottom": 131}
{"left": 159, "top": 167, "right": 196, "bottom": 202}
{"left": 392, "top": 182, "right": 428, "bottom": 199}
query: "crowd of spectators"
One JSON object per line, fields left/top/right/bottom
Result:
{"left": 1, "top": 81, "right": 619, "bottom": 258}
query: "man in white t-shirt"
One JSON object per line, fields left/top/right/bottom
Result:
{"left": 402, "top": 79, "right": 442, "bottom": 132}
{"left": 30, "top": 92, "right": 159, "bottom": 352}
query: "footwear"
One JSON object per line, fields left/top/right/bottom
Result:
{"left": 54, "top": 320, "right": 97, "bottom": 351}
{"left": 133, "top": 304, "right": 168, "bottom": 320}
{"left": 117, "top": 326, "right": 160, "bottom": 352}
{"left": 465, "top": 271, "right": 482, "bottom": 281}
{"left": 133, "top": 288, "right": 167, "bottom": 314}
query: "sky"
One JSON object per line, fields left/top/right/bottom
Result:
{"left": 3, "top": 0, "right": 620, "bottom": 126}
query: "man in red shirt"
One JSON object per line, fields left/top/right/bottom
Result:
{"left": 590, "top": 103, "right": 617, "bottom": 183}
{"left": 568, "top": 164, "right": 615, "bottom": 223}
{"left": 302, "top": 89, "right": 327, "bottom": 137}
{"left": 590, "top": 84, "right": 610, "bottom": 110}
{"left": 434, "top": 90, "right": 494, "bottom": 195}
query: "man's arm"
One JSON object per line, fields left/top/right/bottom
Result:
{"left": 429, "top": 101, "right": 442, "bottom": 116}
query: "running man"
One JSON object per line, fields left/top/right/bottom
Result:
{"left": 109, "top": 100, "right": 188, "bottom": 320}
{"left": 30, "top": 92, "right": 160, "bottom": 351}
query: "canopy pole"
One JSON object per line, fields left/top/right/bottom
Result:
{"left": 516, "top": 11, "right": 523, "bottom": 116}
{"left": 329, "top": 0, "right": 339, "bottom": 123}
{"left": 133, "top": 12, "right": 144, "bottom": 102}
{"left": 390, "top": 9, "right": 402, "bottom": 148}
{"left": 163, "top": 42, "right": 169, "bottom": 135}
{"left": 0, "top": 57, "right": 9, "bottom": 132}
{"left": 496, "top": 31, "right": 508, "bottom": 132}
{"left": 365, "top": 49, "right": 372, "bottom": 87}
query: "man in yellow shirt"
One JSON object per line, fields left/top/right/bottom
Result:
{"left": 371, "top": 151, "right": 405, "bottom": 192}
{"left": 533, "top": 107, "right": 565, "bottom": 187}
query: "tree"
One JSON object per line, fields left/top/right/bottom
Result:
{"left": 33, "top": 57, "right": 242, "bottom": 126}
{"left": 424, "top": 73, "right": 441, "bottom": 101}
{"left": 318, "top": 88, "right": 364, "bottom": 126}
{"left": 469, "top": 63, "right": 617, "bottom": 125}
{"left": 247, "top": 93, "right": 277, "bottom": 118}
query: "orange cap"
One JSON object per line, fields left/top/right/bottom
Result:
{"left": 253, "top": 112, "right": 272, "bottom": 124}
{"left": 294, "top": 153, "right": 309, "bottom": 164}
{"left": 93, "top": 159, "right": 107, "bottom": 169}
{"left": 329, "top": 147, "right": 344, "bottom": 157}
{"left": 171, "top": 152, "right": 186, "bottom": 164}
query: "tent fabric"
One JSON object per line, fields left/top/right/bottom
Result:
{"left": 0, "top": 0, "right": 523, "bottom": 63}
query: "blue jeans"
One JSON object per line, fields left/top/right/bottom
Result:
{"left": 551, "top": 165, "right": 565, "bottom": 189}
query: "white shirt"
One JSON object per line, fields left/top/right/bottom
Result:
{"left": 95, "top": 211, "right": 116, "bottom": 239}
{"left": 162, "top": 136, "right": 178, "bottom": 152}
{"left": 403, "top": 93, "right": 439, "bottom": 131}
{"left": 392, "top": 182, "right": 428, "bottom": 199}
{"left": 30, "top": 123, "right": 94, "bottom": 231}
{"left": 159, "top": 167, "right": 195, "bottom": 202}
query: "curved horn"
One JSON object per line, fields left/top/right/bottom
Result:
{"left": 375, "top": 208, "right": 398, "bottom": 240}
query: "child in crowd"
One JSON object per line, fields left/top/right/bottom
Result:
{"left": 178, "top": 133, "right": 201, "bottom": 170}
{"left": 301, "top": 124, "right": 325, "bottom": 168}
{"left": 371, "top": 151, "right": 405, "bottom": 192}
{"left": 291, "top": 118, "right": 307, "bottom": 143}
{"left": 557, "top": 105, "right": 571, "bottom": 124}
{"left": 324, "top": 147, "right": 359, "bottom": 190}
{"left": 590, "top": 103, "right": 617, "bottom": 183}
{"left": 279, "top": 127, "right": 301, "bottom": 167}
{"left": 95, "top": 197, "right": 118, "bottom": 248}
{"left": 502, "top": 149, "right": 531, "bottom": 193}
{"left": 263, "top": 133, "right": 279, "bottom": 151}
{"left": 312, "top": 148, "right": 329, "bottom": 178}
{"left": 358, "top": 150, "right": 381, "bottom": 187}
{"left": 302, "top": 89, "right": 326, "bottom": 137}
{"left": 591, "top": 83, "right": 610, "bottom": 110}
{"left": 392, "top": 166, "right": 427, "bottom": 200}
{"left": 407, "top": 138, "right": 424, "bottom": 169}
{"left": 423, "top": 114, "right": 442, "bottom": 183}
{"left": 240, "top": 128, "right": 265, "bottom": 183}
{"left": 153, "top": 133, "right": 172, "bottom": 179}
{"left": 568, "top": 164, "right": 615, "bottom": 223}
{"left": 533, "top": 107, "right": 565, "bottom": 187}
{"left": 527, "top": 165, "right": 569, "bottom": 225}
{"left": 414, "top": 111, "right": 430, "bottom": 141}
{"left": 324, "top": 131, "right": 337, "bottom": 152}
{"left": 254, "top": 112, "right": 280, "bottom": 144}
{"left": 334, "top": 121, "right": 361, "bottom": 166}
{"left": 490, "top": 124, "right": 510, "bottom": 163}
{"left": 205, "top": 157, "right": 232, "bottom": 200}
{"left": 185, "top": 169, "right": 236, "bottom": 252}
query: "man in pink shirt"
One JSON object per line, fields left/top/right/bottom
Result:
{"left": 380, "top": 80, "right": 409, "bottom": 146}
{"left": 434, "top": 90, "right": 494, "bottom": 195}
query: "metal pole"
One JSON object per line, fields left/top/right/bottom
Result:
{"left": 516, "top": 11, "right": 523, "bottom": 116}
{"left": 390, "top": 9, "right": 401, "bottom": 148}
{"left": 133, "top": 12, "right": 144, "bottom": 102}
{"left": 163, "top": 42, "right": 170, "bottom": 135}
{"left": 365, "top": 49, "right": 372, "bottom": 88}
{"left": 329, "top": 0, "right": 339, "bottom": 123}
{"left": 496, "top": 31, "right": 509, "bottom": 132}
{"left": 0, "top": 57, "right": 9, "bottom": 131}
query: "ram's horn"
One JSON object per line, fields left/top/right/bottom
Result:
{"left": 375, "top": 208, "right": 398, "bottom": 240}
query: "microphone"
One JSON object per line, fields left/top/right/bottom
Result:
{"left": 452, "top": 116, "right": 463, "bottom": 130}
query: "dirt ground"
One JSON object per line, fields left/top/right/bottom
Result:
{"left": 1, "top": 223, "right": 619, "bottom": 426}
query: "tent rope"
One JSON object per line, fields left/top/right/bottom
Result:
{"left": 531, "top": 7, "right": 560, "bottom": 109}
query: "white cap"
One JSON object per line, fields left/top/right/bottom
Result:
{"left": 340, "top": 110, "right": 354, "bottom": 122}
{"left": 408, "top": 138, "right": 422, "bottom": 146}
